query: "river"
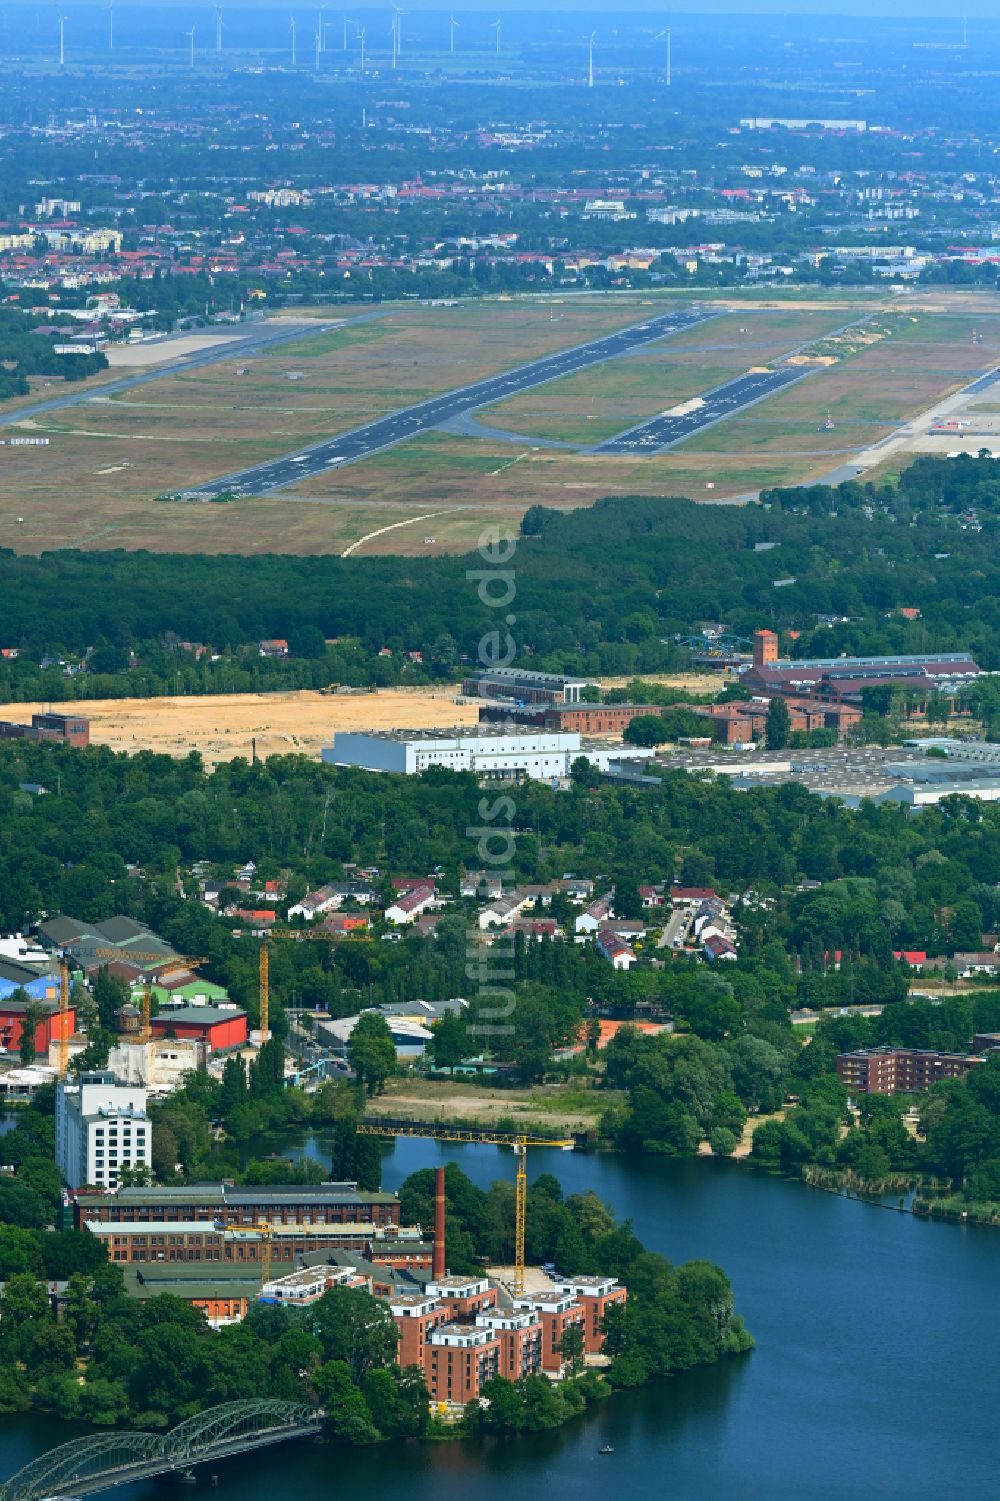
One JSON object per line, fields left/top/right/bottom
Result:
{"left": 2, "top": 1138, "right": 997, "bottom": 1500}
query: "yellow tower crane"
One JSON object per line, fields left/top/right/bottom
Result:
{"left": 258, "top": 926, "right": 341, "bottom": 1050}
{"left": 258, "top": 940, "right": 269, "bottom": 1044}
{"left": 355, "top": 1119, "right": 574, "bottom": 1297}
{"left": 218, "top": 1218, "right": 274, "bottom": 1286}
{"left": 257, "top": 1220, "right": 273, "bottom": 1286}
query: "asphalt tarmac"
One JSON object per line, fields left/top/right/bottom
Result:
{"left": 185, "top": 304, "right": 718, "bottom": 498}
{"left": 593, "top": 365, "right": 812, "bottom": 455}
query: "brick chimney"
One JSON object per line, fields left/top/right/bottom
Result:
{"left": 433, "top": 1165, "right": 446, "bottom": 1279}
{"left": 753, "top": 629, "right": 779, "bottom": 669}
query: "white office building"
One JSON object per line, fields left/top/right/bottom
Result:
{"left": 323, "top": 728, "right": 582, "bottom": 780}
{"left": 322, "top": 729, "right": 655, "bottom": 781}
{"left": 55, "top": 1072, "right": 151, "bottom": 1189}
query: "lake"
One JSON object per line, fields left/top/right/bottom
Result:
{"left": 1, "top": 1138, "right": 997, "bottom": 1500}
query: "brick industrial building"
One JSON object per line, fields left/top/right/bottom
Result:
{"left": 85, "top": 1219, "right": 419, "bottom": 1266}
{"left": 97, "top": 1167, "right": 627, "bottom": 1391}
{"left": 71, "top": 1182, "right": 402, "bottom": 1229}
{"left": 0, "top": 712, "right": 90, "bottom": 747}
{"left": 462, "top": 668, "right": 595, "bottom": 706}
{"left": 835, "top": 1046, "right": 984, "bottom": 1095}
{"left": 743, "top": 630, "right": 980, "bottom": 707}
{"left": 688, "top": 698, "right": 861, "bottom": 745}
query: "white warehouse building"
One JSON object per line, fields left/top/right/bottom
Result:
{"left": 55, "top": 1072, "right": 151, "bottom": 1190}
{"left": 322, "top": 729, "right": 652, "bottom": 781}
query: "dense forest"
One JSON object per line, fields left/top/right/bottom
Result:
{"left": 0, "top": 456, "right": 997, "bottom": 703}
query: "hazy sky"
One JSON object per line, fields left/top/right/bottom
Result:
{"left": 36, "top": 0, "right": 998, "bottom": 14}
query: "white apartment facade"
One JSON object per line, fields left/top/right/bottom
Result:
{"left": 55, "top": 1072, "right": 151, "bottom": 1189}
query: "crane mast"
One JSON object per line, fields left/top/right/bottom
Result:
{"left": 259, "top": 942, "right": 269, "bottom": 1042}
{"left": 58, "top": 958, "right": 70, "bottom": 1079}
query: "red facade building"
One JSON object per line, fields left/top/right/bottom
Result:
{"left": 0, "top": 998, "right": 75, "bottom": 1058}
{"left": 150, "top": 1007, "right": 247, "bottom": 1051}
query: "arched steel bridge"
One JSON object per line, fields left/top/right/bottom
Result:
{"left": 0, "top": 1400, "right": 322, "bottom": 1501}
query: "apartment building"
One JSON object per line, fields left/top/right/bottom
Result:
{"left": 55, "top": 1073, "right": 150, "bottom": 1190}
{"left": 836, "top": 1046, "right": 983, "bottom": 1096}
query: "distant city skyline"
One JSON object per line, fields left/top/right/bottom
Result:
{"left": 6, "top": 0, "right": 997, "bottom": 15}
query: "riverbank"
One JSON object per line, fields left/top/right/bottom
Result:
{"left": 365, "top": 1078, "right": 615, "bottom": 1135}
{"left": 4, "top": 1143, "right": 999, "bottom": 1500}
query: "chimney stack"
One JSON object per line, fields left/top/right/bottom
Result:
{"left": 433, "top": 1165, "right": 446, "bottom": 1279}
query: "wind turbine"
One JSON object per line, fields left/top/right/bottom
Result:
{"left": 492, "top": 16, "right": 500, "bottom": 54}
{"left": 58, "top": 12, "right": 66, "bottom": 65}
{"left": 107, "top": 0, "right": 113, "bottom": 51}
{"left": 289, "top": 13, "right": 297, "bottom": 65}
{"left": 186, "top": 24, "right": 195, "bottom": 66}
{"left": 314, "top": 10, "right": 321, "bottom": 67}
{"left": 214, "top": 5, "right": 223, "bottom": 52}
{"left": 449, "top": 12, "right": 457, "bottom": 52}
{"left": 359, "top": 23, "right": 366, "bottom": 71}
{"left": 586, "top": 29, "right": 595, "bottom": 88}
{"left": 391, "top": 6, "right": 399, "bottom": 67}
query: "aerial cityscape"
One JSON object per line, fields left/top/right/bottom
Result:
{"left": 0, "top": 3, "right": 998, "bottom": 1499}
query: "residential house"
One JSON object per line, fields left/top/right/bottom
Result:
{"left": 575, "top": 897, "right": 613, "bottom": 935}
{"left": 597, "top": 933, "right": 637, "bottom": 970}
{"left": 460, "top": 871, "right": 505, "bottom": 900}
{"left": 287, "top": 885, "right": 342, "bottom": 921}
{"left": 385, "top": 884, "right": 436, "bottom": 926}
{"left": 322, "top": 913, "right": 370, "bottom": 936}
{"left": 702, "top": 929, "right": 738, "bottom": 962}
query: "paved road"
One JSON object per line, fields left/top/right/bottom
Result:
{"left": 593, "top": 365, "right": 812, "bottom": 455}
{"left": 0, "top": 319, "right": 346, "bottom": 431}
{"left": 183, "top": 305, "right": 718, "bottom": 498}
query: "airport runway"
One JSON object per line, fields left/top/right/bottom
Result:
{"left": 593, "top": 365, "right": 813, "bottom": 455}
{"left": 184, "top": 305, "right": 718, "bottom": 498}
{"left": 963, "top": 366, "right": 1000, "bottom": 395}
{"left": 0, "top": 318, "right": 348, "bottom": 431}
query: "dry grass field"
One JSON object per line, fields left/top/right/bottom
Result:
{"left": 2, "top": 289, "right": 998, "bottom": 558}
{"left": 0, "top": 688, "right": 481, "bottom": 766}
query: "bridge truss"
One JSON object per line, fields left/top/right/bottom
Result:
{"left": 0, "top": 1400, "right": 318, "bottom": 1501}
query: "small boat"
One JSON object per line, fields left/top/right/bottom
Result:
{"left": 599, "top": 1444, "right": 615, "bottom": 1455}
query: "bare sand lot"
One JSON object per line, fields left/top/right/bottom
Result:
{"left": 104, "top": 332, "right": 252, "bottom": 368}
{"left": 0, "top": 674, "right": 725, "bottom": 764}
{"left": 0, "top": 689, "right": 481, "bottom": 765}
{"left": 599, "top": 672, "right": 728, "bottom": 694}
